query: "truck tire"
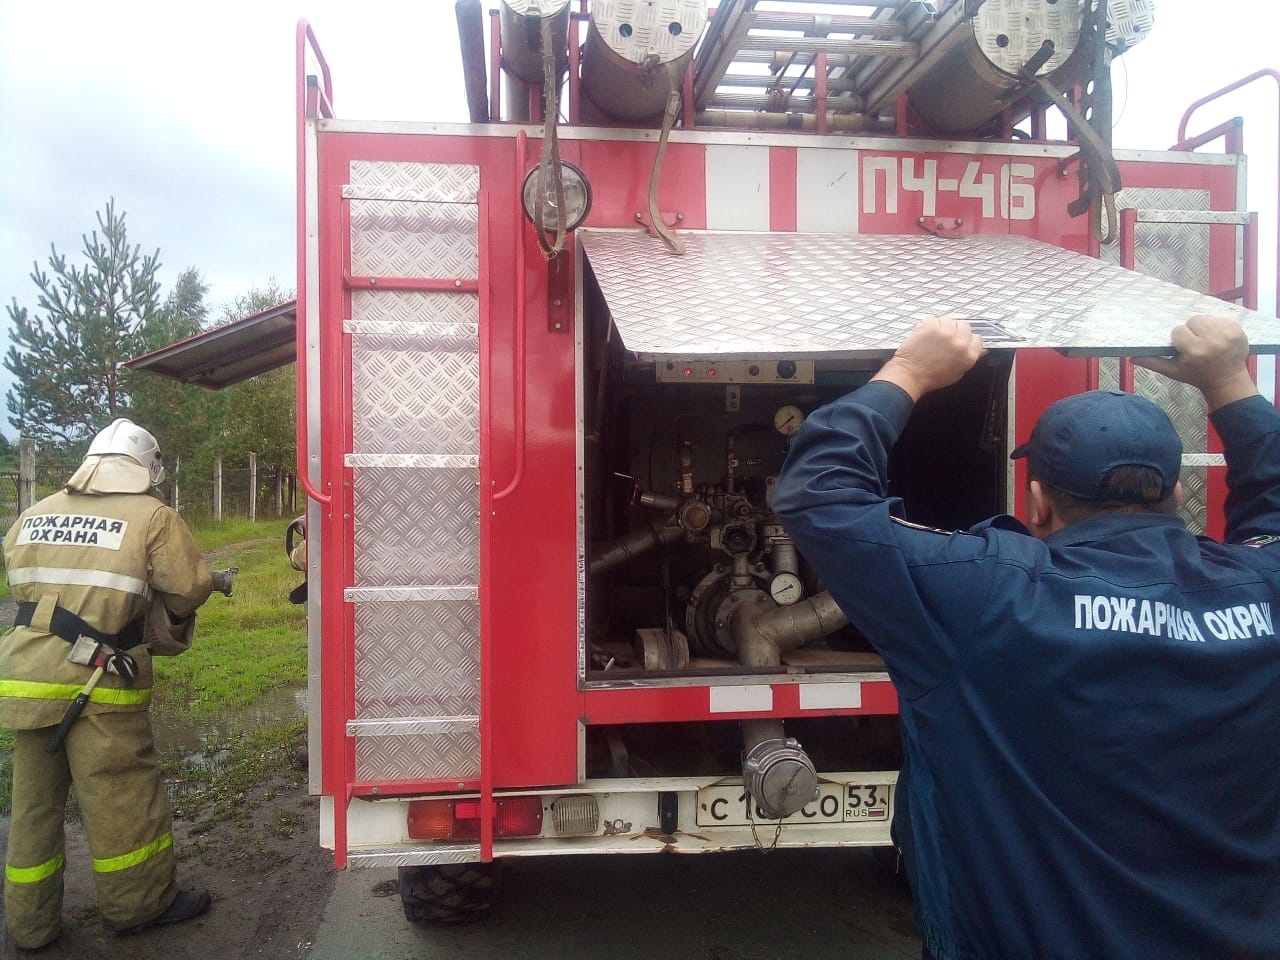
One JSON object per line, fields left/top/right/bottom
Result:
{"left": 398, "top": 863, "right": 497, "bottom": 924}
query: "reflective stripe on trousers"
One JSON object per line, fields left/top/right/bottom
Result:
{"left": 0, "top": 678, "right": 151, "bottom": 706}
{"left": 93, "top": 832, "right": 173, "bottom": 874}
{"left": 4, "top": 712, "right": 177, "bottom": 945}
{"left": 5, "top": 852, "right": 64, "bottom": 885}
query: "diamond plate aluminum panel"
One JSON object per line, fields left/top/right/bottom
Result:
{"left": 351, "top": 289, "right": 479, "bottom": 326}
{"left": 1099, "top": 188, "right": 1211, "bottom": 292}
{"left": 354, "top": 600, "right": 479, "bottom": 720}
{"left": 346, "top": 455, "right": 478, "bottom": 469}
{"left": 348, "top": 845, "right": 481, "bottom": 868}
{"left": 1097, "top": 357, "right": 1120, "bottom": 392}
{"left": 355, "top": 729, "right": 480, "bottom": 782}
{"left": 353, "top": 467, "right": 479, "bottom": 586}
{"left": 351, "top": 329, "right": 479, "bottom": 456}
{"left": 346, "top": 586, "right": 477, "bottom": 603}
{"left": 348, "top": 718, "right": 477, "bottom": 737}
{"left": 348, "top": 161, "right": 479, "bottom": 201}
{"left": 345, "top": 321, "right": 477, "bottom": 339}
{"left": 974, "top": 0, "right": 1081, "bottom": 76}
{"left": 1177, "top": 466, "right": 1210, "bottom": 536}
{"left": 350, "top": 199, "right": 478, "bottom": 279}
{"left": 580, "top": 230, "right": 1280, "bottom": 358}
{"left": 1138, "top": 368, "right": 1208, "bottom": 452}
{"left": 1181, "top": 454, "right": 1227, "bottom": 467}
{"left": 1137, "top": 367, "right": 1210, "bottom": 534}
{"left": 591, "top": 0, "right": 705, "bottom": 64}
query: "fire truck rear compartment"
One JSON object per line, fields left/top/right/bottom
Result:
{"left": 582, "top": 310, "right": 1013, "bottom": 682}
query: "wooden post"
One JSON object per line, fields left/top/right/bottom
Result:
{"left": 249, "top": 453, "right": 258, "bottom": 523}
{"left": 213, "top": 457, "right": 223, "bottom": 522}
{"left": 288, "top": 471, "right": 297, "bottom": 513}
{"left": 18, "top": 437, "right": 34, "bottom": 513}
{"left": 274, "top": 465, "right": 283, "bottom": 516}
{"left": 171, "top": 455, "right": 181, "bottom": 512}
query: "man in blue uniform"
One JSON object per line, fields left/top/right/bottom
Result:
{"left": 773, "top": 315, "right": 1280, "bottom": 960}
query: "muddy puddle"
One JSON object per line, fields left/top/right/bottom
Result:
{"left": 153, "top": 686, "right": 308, "bottom": 795}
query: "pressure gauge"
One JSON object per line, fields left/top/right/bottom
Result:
{"left": 769, "top": 572, "right": 803, "bottom": 606}
{"left": 773, "top": 405, "right": 804, "bottom": 437}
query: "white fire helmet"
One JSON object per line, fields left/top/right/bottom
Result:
{"left": 86, "top": 418, "right": 166, "bottom": 486}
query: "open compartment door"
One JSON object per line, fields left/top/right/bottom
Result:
{"left": 578, "top": 229, "right": 1278, "bottom": 359}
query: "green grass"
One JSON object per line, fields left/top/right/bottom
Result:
{"left": 0, "top": 518, "right": 307, "bottom": 814}
{"left": 152, "top": 519, "right": 306, "bottom": 718}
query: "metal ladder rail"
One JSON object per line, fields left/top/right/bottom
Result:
{"left": 1174, "top": 69, "right": 1280, "bottom": 316}
{"left": 1115, "top": 206, "right": 1258, "bottom": 394}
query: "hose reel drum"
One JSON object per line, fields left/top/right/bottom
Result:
{"left": 907, "top": 0, "right": 1155, "bottom": 135}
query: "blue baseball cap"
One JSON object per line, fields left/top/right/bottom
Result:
{"left": 1011, "top": 390, "right": 1182, "bottom": 501}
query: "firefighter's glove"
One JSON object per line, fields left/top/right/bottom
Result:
{"left": 67, "top": 636, "right": 139, "bottom": 682}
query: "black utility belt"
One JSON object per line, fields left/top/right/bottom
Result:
{"left": 13, "top": 602, "right": 144, "bottom": 651}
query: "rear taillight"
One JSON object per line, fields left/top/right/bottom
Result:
{"left": 407, "top": 797, "right": 544, "bottom": 840}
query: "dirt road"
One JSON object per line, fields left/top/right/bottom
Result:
{"left": 0, "top": 768, "right": 332, "bottom": 959}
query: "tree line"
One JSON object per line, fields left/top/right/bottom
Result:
{"left": 4, "top": 200, "right": 294, "bottom": 490}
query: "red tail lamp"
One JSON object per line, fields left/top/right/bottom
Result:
{"left": 408, "top": 797, "right": 545, "bottom": 840}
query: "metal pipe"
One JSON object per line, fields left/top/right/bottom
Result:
{"left": 747, "top": 12, "right": 904, "bottom": 36}
{"left": 732, "top": 593, "right": 849, "bottom": 668}
{"left": 495, "top": 131, "right": 530, "bottom": 501}
{"left": 731, "top": 49, "right": 853, "bottom": 67}
{"left": 695, "top": 108, "right": 872, "bottom": 131}
{"left": 742, "top": 718, "right": 786, "bottom": 752}
{"left": 770, "top": 540, "right": 799, "bottom": 578}
{"left": 719, "top": 72, "right": 863, "bottom": 94}
{"left": 489, "top": 8, "right": 503, "bottom": 121}
{"left": 456, "top": 0, "right": 491, "bottom": 122}
{"left": 638, "top": 490, "right": 681, "bottom": 511}
{"left": 590, "top": 523, "right": 684, "bottom": 577}
{"left": 1175, "top": 69, "right": 1280, "bottom": 315}
{"left": 738, "top": 36, "right": 917, "bottom": 57}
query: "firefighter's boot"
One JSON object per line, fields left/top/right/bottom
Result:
{"left": 114, "top": 888, "right": 211, "bottom": 935}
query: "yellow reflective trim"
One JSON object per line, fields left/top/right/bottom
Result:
{"left": 93, "top": 832, "right": 173, "bottom": 874}
{"left": 6, "top": 851, "right": 65, "bottom": 884}
{"left": 0, "top": 679, "right": 150, "bottom": 706}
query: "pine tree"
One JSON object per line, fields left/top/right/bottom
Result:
{"left": 5, "top": 200, "right": 161, "bottom": 446}
{"left": 128, "top": 267, "right": 223, "bottom": 475}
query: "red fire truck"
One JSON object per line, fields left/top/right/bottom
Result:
{"left": 139, "top": 0, "right": 1280, "bottom": 924}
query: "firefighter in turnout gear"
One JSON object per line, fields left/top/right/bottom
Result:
{"left": 1, "top": 419, "right": 214, "bottom": 949}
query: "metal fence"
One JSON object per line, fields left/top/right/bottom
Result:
{"left": 170, "top": 461, "right": 299, "bottom": 522}
{"left": 0, "top": 451, "right": 299, "bottom": 535}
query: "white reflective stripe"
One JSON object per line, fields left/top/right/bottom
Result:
{"left": 6, "top": 566, "right": 148, "bottom": 596}
{"left": 705, "top": 144, "right": 769, "bottom": 231}
{"left": 797, "top": 147, "right": 859, "bottom": 233}
{"left": 709, "top": 685, "right": 773, "bottom": 713}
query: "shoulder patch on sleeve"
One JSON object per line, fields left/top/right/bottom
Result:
{"left": 891, "top": 516, "right": 953, "bottom": 536}
{"left": 1242, "top": 534, "right": 1280, "bottom": 548}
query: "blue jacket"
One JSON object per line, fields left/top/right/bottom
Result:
{"left": 773, "top": 382, "right": 1280, "bottom": 960}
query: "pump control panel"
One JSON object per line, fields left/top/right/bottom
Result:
{"left": 655, "top": 358, "right": 815, "bottom": 384}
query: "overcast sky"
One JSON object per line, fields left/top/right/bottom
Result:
{"left": 0, "top": 0, "right": 1275, "bottom": 411}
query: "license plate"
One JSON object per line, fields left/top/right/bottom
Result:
{"left": 696, "top": 782, "right": 892, "bottom": 826}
